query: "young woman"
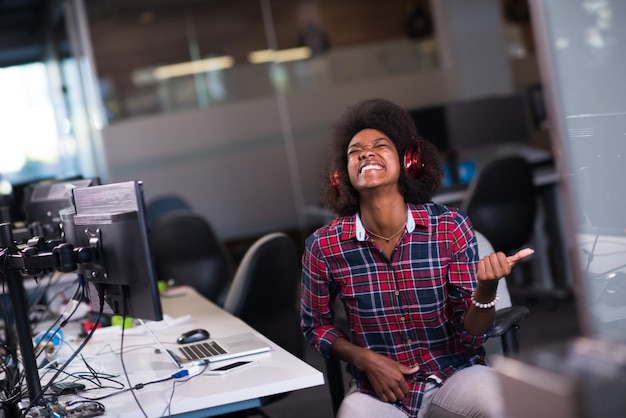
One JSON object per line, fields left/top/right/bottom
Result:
{"left": 301, "top": 98, "right": 532, "bottom": 417}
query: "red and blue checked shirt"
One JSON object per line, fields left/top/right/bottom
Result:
{"left": 301, "top": 202, "right": 489, "bottom": 416}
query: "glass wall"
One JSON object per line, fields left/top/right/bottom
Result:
{"left": 74, "top": 0, "right": 545, "bottom": 240}
{"left": 0, "top": 1, "right": 543, "bottom": 239}
{"left": 84, "top": 0, "right": 440, "bottom": 123}
{"left": 0, "top": 63, "right": 62, "bottom": 187}
{"left": 0, "top": 0, "right": 99, "bottom": 219}
{"left": 530, "top": 0, "right": 626, "bottom": 341}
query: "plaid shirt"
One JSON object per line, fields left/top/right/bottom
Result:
{"left": 301, "top": 202, "right": 488, "bottom": 417}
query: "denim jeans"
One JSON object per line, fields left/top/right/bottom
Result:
{"left": 337, "top": 365, "right": 506, "bottom": 418}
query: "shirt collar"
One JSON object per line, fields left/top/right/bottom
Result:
{"left": 355, "top": 206, "right": 416, "bottom": 242}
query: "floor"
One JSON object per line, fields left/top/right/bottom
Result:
{"left": 238, "top": 291, "right": 581, "bottom": 418}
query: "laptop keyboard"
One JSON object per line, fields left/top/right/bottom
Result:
{"left": 180, "top": 341, "right": 227, "bottom": 360}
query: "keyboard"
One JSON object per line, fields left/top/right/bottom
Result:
{"left": 179, "top": 341, "right": 228, "bottom": 361}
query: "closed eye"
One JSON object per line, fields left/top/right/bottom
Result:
{"left": 347, "top": 137, "right": 392, "bottom": 156}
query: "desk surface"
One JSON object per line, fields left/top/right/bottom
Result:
{"left": 38, "top": 287, "right": 324, "bottom": 417}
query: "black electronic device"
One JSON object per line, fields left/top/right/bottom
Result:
{"left": 411, "top": 94, "right": 531, "bottom": 187}
{"left": 410, "top": 95, "right": 530, "bottom": 154}
{"left": 0, "top": 177, "right": 53, "bottom": 225}
{"left": 204, "top": 360, "right": 256, "bottom": 375}
{"left": 177, "top": 328, "right": 210, "bottom": 345}
{"left": 64, "top": 180, "right": 163, "bottom": 322}
{"left": 0, "top": 180, "right": 163, "bottom": 409}
{"left": 50, "top": 382, "right": 86, "bottom": 395}
{"left": 409, "top": 104, "right": 450, "bottom": 153}
{"left": 445, "top": 94, "right": 530, "bottom": 151}
{"left": 23, "top": 177, "right": 100, "bottom": 240}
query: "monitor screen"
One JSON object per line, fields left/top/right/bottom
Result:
{"left": 67, "top": 181, "right": 163, "bottom": 321}
{"left": 409, "top": 105, "right": 450, "bottom": 153}
{"left": 0, "top": 177, "right": 54, "bottom": 225}
{"left": 24, "top": 177, "right": 100, "bottom": 240}
{"left": 445, "top": 94, "right": 530, "bottom": 151}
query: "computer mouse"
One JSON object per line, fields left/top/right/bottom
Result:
{"left": 177, "top": 328, "right": 210, "bottom": 345}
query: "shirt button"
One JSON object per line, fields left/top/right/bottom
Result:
{"left": 395, "top": 291, "right": 400, "bottom": 296}
{"left": 407, "top": 339, "right": 412, "bottom": 344}
{"left": 401, "top": 316, "right": 406, "bottom": 321}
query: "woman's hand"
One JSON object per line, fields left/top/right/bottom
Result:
{"left": 359, "top": 350, "right": 419, "bottom": 403}
{"left": 477, "top": 248, "right": 534, "bottom": 283}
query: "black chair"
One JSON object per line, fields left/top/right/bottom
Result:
{"left": 324, "top": 230, "right": 530, "bottom": 416}
{"left": 222, "top": 232, "right": 305, "bottom": 417}
{"left": 146, "top": 194, "right": 192, "bottom": 227}
{"left": 149, "top": 211, "right": 235, "bottom": 305}
{"left": 460, "top": 154, "right": 536, "bottom": 256}
{"left": 460, "top": 153, "right": 567, "bottom": 300}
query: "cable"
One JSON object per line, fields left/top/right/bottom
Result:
{"left": 19, "top": 284, "right": 106, "bottom": 418}
{"left": 37, "top": 354, "right": 124, "bottom": 394}
{"left": 163, "top": 361, "right": 209, "bottom": 416}
{"left": 33, "top": 279, "right": 84, "bottom": 363}
{"left": 119, "top": 288, "right": 148, "bottom": 418}
{"left": 73, "top": 371, "right": 186, "bottom": 402}
{"left": 41, "top": 273, "right": 81, "bottom": 310}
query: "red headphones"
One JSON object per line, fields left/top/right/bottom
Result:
{"left": 403, "top": 142, "right": 424, "bottom": 179}
{"left": 330, "top": 140, "right": 424, "bottom": 195}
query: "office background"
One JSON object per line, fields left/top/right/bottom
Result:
{"left": 0, "top": 0, "right": 549, "bottom": 242}
{"left": 5, "top": 0, "right": 626, "bottom": 415}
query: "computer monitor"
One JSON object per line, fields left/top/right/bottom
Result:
{"left": 409, "top": 104, "right": 450, "bottom": 153}
{"left": 65, "top": 180, "right": 163, "bottom": 321}
{"left": 0, "top": 177, "right": 53, "bottom": 225}
{"left": 24, "top": 177, "right": 100, "bottom": 240}
{"left": 445, "top": 94, "right": 530, "bottom": 151}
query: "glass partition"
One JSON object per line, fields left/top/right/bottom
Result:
{"left": 530, "top": 0, "right": 626, "bottom": 342}
{"left": 83, "top": 0, "right": 440, "bottom": 123}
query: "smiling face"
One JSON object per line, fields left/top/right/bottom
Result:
{"left": 347, "top": 128, "right": 401, "bottom": 194}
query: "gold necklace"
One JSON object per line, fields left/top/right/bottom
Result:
{"left": 363, "top": 223, "right": 406, "bottom": 243}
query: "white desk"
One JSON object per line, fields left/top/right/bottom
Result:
{"left": 37, "top": 287, "right": 324, "bottom": 417}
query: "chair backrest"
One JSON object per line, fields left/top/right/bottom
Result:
{"left": 149, "top": 211, "right": 235, "bottom": 304}
{"left": 223, "top": 232, "right": 304, "bottom": 360}
{"left": 146, "top": 194, "right": 192, "bottom": 227}
{"left": 461, "top": 154, "right": 536, "bottom": 254}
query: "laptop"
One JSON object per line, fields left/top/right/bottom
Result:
{"left": 140, "top": 320, "right": 271, "bottom": 368}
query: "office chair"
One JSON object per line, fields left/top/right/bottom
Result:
{"left": 149, "top": 211, "right": 235, "bottom": 305}
{"left": 324, "top": 230, "right": 530, "bottom": 416}
{"left": 146, "top": 194, "right": 192, "bottom": 227}
{"left": 463, "top": 153, "right": 565, "bottom": 302}
{"left": 222, "top": 232, "right": 305, "bottom": 417}
{"left": 462, "top": 153, "right": 546, "bottom": 292}
{"left": 460, "top": 154, "right": 536, "bottom": 255}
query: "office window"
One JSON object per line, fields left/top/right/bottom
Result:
{"left": 0, "top": 63, "right": 63, "bottom": 187}
{"left": 84, "top": 0, "right": 439, "bottom": 122}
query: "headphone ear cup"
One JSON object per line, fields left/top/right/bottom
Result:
{"left": 404, "top": 143, "right": 424, "bottom": 179}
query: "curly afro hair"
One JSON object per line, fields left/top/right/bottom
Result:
{"left": 321, "top": 98, "right": 443, "bottom": 216}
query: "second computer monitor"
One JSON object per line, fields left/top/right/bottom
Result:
{"left": 445, "top": 94, "right": 530, "bottom": 151}
{"left": 68, "top": 180, "right": 163, "bottom": 322}
{"left": 24, "top": 177, "right": 100, "bottom": 240}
